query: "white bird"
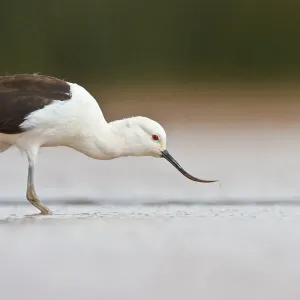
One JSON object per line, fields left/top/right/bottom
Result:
{"left": 0, "top": 74, "right": 217, "bottom": 214}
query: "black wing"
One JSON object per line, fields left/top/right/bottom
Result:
{"left": 0, "top": 74, "right": 72, "bottom": 134}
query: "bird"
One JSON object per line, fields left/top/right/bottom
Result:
{"left": 0, "top": 74, "right": 218, "bottom": 215}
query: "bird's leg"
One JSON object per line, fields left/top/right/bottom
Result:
{"left": 26, "top": 162, "right": 52, "bottom": 215}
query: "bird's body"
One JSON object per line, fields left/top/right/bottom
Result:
{"left": 0, "top": 74, "right": 217, "bottom": 215}
{"left": 0, "top": 75, "right": 107, "bottom": 158}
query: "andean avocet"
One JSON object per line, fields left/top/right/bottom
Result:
{"left": 0, "top": 74, "right": 218, "bottom": 214}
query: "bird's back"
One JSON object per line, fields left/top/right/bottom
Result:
{"left": 0, "top": 74, "right": 72, "bottom": 134}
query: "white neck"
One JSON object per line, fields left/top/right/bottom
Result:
{"left": 68, "top": 118, "right": 141, "bottom": 160}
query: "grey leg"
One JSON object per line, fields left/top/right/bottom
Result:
{"left": 26, "top": 162, "right": 52, "bottom": 215}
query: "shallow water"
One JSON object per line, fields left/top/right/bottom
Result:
{"left": 0, "top": 204, "right": 300, "bottom": 300}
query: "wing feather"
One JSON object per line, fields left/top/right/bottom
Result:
{"left": 0, "top": 74, "right": 72, "bottom": 134}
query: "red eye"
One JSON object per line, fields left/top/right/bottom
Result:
{"left": 152, "top": 134, "right": 159, "bottom": 141}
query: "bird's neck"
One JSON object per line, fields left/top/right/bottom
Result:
{"left": 69, "top": 118, "right": 137, "bottom": 160}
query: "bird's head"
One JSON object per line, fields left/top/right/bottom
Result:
{"left": 109, "top": 116, "right": 217, "bottom": 183}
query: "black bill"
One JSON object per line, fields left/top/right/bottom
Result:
{"left": 161, "top": 150, "right": 218, "bottom": 183}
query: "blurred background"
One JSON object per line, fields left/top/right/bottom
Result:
{"left": 0, "top": 0, "right": 300, "bottom": 203}
{"left": 2, "top": 0, "right": 300, "bottom": 83}
{"left": 2, "top": 2, "right": 300, "bottom": 299}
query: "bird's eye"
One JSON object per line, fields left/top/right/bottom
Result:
{"left": 152, "top": 134, "right": 159, "bottom": 141}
